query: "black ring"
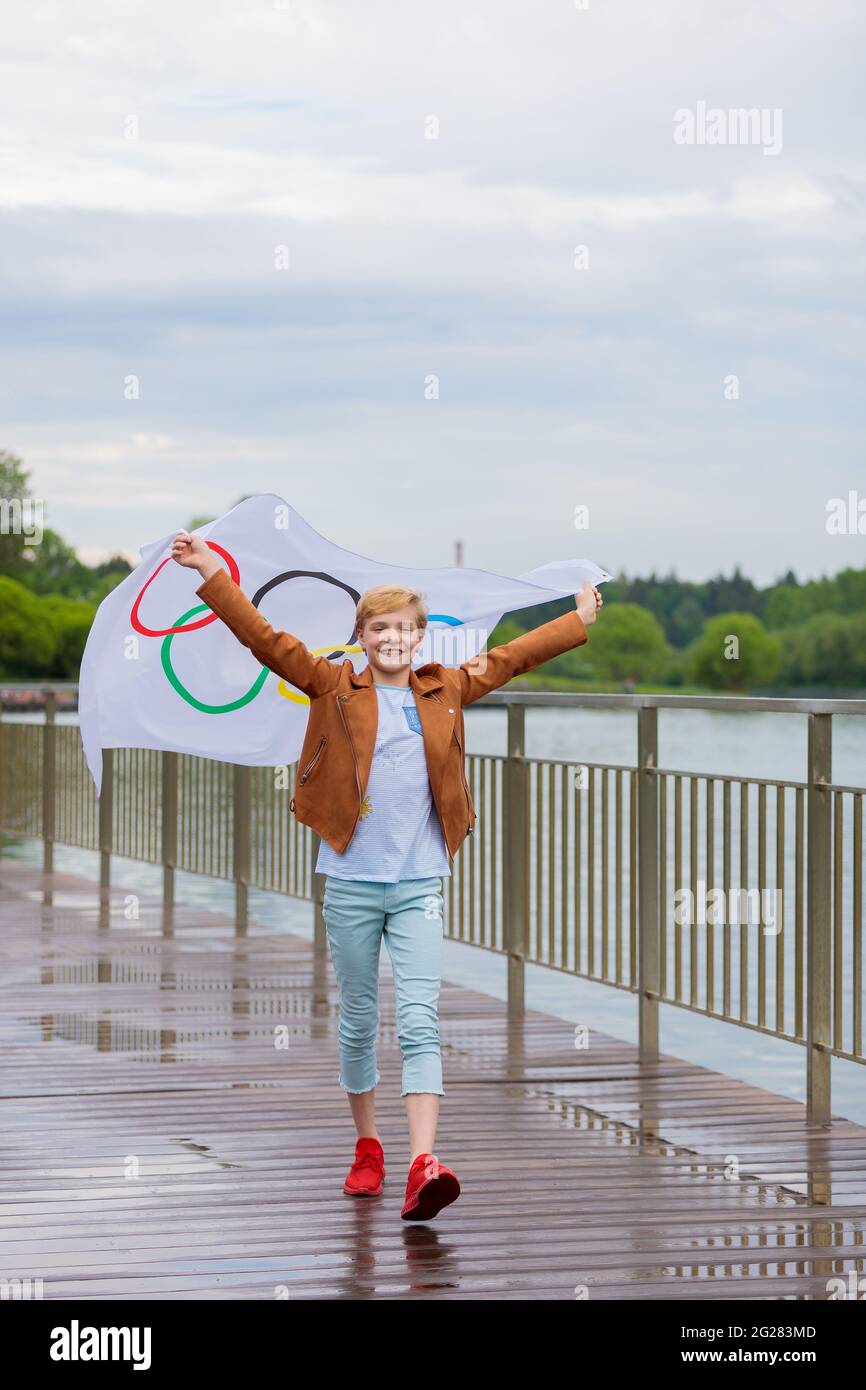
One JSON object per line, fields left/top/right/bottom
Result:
{"left": 251, "top": 570, "right": 361, "bottom": 660}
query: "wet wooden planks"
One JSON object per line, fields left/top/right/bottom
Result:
{"left": 1, "top": 856, "right": 865, "bottom": 1300}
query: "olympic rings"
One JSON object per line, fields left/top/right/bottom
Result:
{"left": 132, "top": 541, "right": 240, "bottom": 637}
{"left": 277, "top": 643, "right": 364, "bottom": 705}
{"left": 251, "top": 569, "right": 361, "bottom": 663}
{"left": 145, "top": 545, "right": 464, "bottom": 713}
{"left": 162, "top": 602, "right": 271, "bottom": 713}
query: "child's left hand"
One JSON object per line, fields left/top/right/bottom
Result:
{"left": 574, "top": 580, "right": 603, "bottom": 626}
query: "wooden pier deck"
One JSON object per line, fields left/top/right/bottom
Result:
{"left": 1, "top": 856, "right": 865, "bottom": 1301}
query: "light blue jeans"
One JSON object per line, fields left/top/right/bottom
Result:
{"left": 322, "top": 875, "right": 446, "bottom": 1097}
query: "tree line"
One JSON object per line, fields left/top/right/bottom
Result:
{"left": 490, "top": 566, "right": 866, "bottom": 693}
{"left": 1, "top": 450, "right": 863, "bottom": 692}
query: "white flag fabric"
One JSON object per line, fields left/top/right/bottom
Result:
{"left": 79, "top": 494, "right": 611, "bottom": 794}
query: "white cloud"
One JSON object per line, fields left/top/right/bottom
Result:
{"left": 0, "top": 0, "right": 863, "bottom": 585}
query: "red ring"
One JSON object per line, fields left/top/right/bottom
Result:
{"left": 130, "top": 541, "right": 240, "bottom": 637}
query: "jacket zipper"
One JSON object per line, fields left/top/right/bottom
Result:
{"left": 429, "top": 690, "right": 473, "bottom": 835}
{"left": 299, "top": 735, "right": 326, "bottom": 784}
{"left": 337, "top": 693, "right": 363, "bottom": 843}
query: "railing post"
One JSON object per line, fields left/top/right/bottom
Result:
{"left": 233, "top": 763, "right": 250, "bottom": 932}
{"left": 42, "top": 689, "right": 56, "bottom": 876}
{"left": 637, "top": 705, "right": 659, "bottom": 1058}
{"left": 99, "top": 748, "right": 113, "bottom": 892}
{"left": 807, "top": 713, "right": 832, "bottom": 1125}
{"left": 310, "top": 831, "right": 326, "bottom": 949}
{"left": 505, "top": 704, "right": 527, "bottom": 1016}
{"left": 162, "top": 751, "right": 178, "bottom": 920}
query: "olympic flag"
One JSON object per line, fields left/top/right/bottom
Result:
{"left": 78, "top": 494, "right": 611, "bottom": 795}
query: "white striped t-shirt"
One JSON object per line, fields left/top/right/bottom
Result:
{"left": 315, "top": 684, "right": 452, "bottom": 883}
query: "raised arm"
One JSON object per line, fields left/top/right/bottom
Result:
{"left": 458, "top": 609, "right": 587, "bottom": 706}
{"left": 171, "top": 533, "right": 342, "bottom": 699}
{"left": 458, "top": 580, "right": 600, "bottom": 706}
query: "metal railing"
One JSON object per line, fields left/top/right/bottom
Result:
{"left": 1, "top": 684, "right": 864, "bottom": 1124}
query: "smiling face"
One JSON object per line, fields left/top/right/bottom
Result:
{"left": 358, "top": 604, "right": 426, "bottom": 679}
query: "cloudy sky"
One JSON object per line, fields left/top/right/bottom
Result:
{"left": 2, "top": 0, "right": 863, "bottom": 585}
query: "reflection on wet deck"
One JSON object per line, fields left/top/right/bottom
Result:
{"left": 1, "top": 859, "right": 865, "bottom": 1300}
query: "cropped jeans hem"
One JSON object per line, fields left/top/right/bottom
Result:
{"left": 338, "top": 1070, "right": 381, "bottom": 1094}
{"left": 323, "top": 875, "right": 446, "bottom": 1099}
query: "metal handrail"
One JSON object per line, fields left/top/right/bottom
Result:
{"left": 3, "top": 679, "right": 866, "bottom": 714}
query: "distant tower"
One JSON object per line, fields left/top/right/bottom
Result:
{"left": 454, "top": 540, "right": 463, "bottom": 568}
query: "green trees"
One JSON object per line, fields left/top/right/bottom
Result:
{"left": 687, "top": 613, "right": 782, "bottom": 691}
{"left": 775, "top": 612, "right": 866, "bottom": 688}
{"left": 0, "top": 576, "right": 59, "bottom": 677}
{"left": 0, "top": 452, "right": 136, "bottom": 678}
{"left": 570, "top": 563, "right": 865, "bottom": 691}
{"left": 40, "top": 594, "right": 100, "bottom": 678}
{"left": 0, "top": 577, "right": 98, "bottom": 679}
{"left": 576, "top": 604, "right": 670, "bottom": 683}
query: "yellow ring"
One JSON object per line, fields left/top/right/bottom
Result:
{"left": 276, "top": 643, "right": 364, "bottom": 704}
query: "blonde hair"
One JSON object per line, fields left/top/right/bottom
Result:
{"left": 355, "top": 584, "right": 428, "bottom": 636}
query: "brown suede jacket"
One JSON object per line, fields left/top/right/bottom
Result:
{"left": 195, "top": 567, "right": 588, "bottom": 860}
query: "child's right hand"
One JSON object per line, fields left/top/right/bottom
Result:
{"left": 170, "top": 530, "right": 218, "bottom": 579}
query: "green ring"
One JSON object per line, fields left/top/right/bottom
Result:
{"left": 161, "top": 602, "right": 270, "bottom": 712}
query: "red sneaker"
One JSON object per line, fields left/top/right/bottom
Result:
{"left": 400, "top": 1152, "right": 460, "bottom": 1221}
{"left": 343, "top": 1137, "right": 386, "bottom": 1196}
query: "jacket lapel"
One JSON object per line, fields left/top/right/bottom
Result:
{"left": 341, "top": 663, "right": 454, "bottom": 799}
{"left": 411, "top": 667, "right": 454, "bottom": 797}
